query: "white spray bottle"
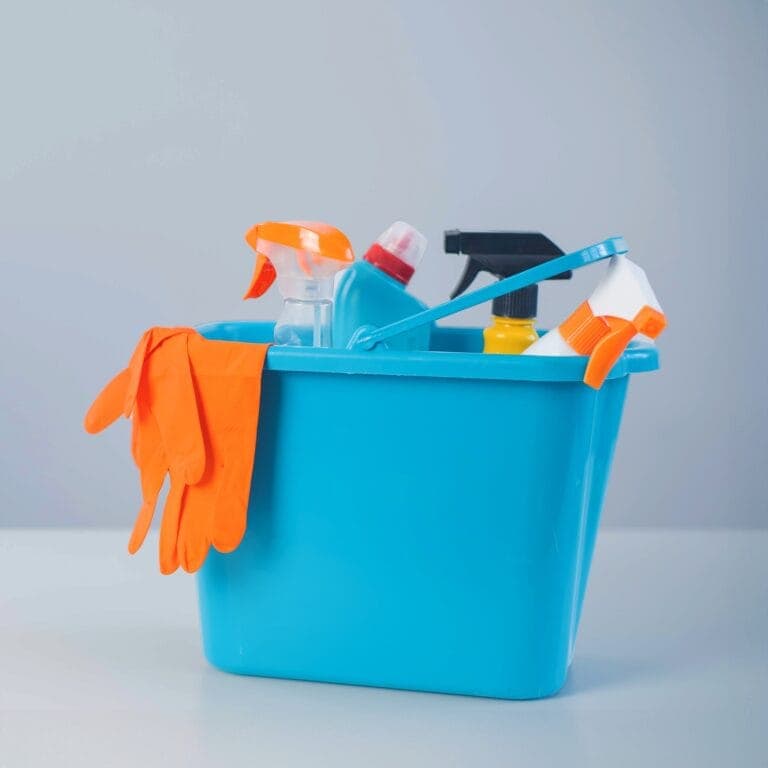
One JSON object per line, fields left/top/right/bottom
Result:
{"left": 524, "top": 254, "right": 667, "bottom": 388}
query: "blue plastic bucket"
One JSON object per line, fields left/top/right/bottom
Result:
{"left": 194, "top": 239, "right": 660, "bottom": 699}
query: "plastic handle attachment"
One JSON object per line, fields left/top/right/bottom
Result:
{"left": 348, "top": 237, "right": 628, "bottom": 351}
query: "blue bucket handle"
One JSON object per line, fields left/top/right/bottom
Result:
{"left": 348, "top": 236, "right": 628, "bottom": 351}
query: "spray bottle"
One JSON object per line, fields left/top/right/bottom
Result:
{"left": 445, "top": 231, "right": 572, "bottom": 354}
{"left": 333, "top": 221, "right": 429, "bottom": 350}
{"left": 243, "top": 221, "right": 354, "bottom": 347}
{"left": 523, "top": 254, "right": 666, "bottom": 388}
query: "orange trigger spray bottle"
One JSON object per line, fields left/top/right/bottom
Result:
{"left": 243, "top": 221, "right": 354, "bottom": 347}
{"left": 524, "top": 253, "right": 666, "bottom": 388}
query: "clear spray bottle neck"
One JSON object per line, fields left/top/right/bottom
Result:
{"left": 274, "top": 276, "right": 335, "bottom": 347}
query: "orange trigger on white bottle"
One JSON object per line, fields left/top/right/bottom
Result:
{"left": 524, "top": 255, "right": 666, "bottom": 389}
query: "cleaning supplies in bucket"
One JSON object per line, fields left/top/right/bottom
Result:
{"left": 333, "top": 221, "right": 430, "bottom": 350}
{"left": 193, "top": 236, "right": 662, "bottom": 699}
{"left": 80, "top": 231, "right": 664, "bottom": 698}
{"left": 349, "top": 236, "right": 629, "bottom": 353}
{"left": 84, "top": 327, "right": 269, "bottom": 573}
{"left": 244, "top": 221, "right": 354, "bottom": 347}
{"left": 444, "top": 230, "right": 572, "bottom": 354}
{"left": 524, "top": 254, "right": 667, "bottom": 388}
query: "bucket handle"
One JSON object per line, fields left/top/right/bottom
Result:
{"left": 348, "top": 236, "right": 628, "bottom": 350}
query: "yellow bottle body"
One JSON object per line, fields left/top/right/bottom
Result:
{"left": 483, "top": 316, "right": 538, "bottom": 355}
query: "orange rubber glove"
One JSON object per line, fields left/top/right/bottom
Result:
{"left": 85, "top": 327, "right": 269, "bottom": 574}
{"left": 175, "top": 334, "right": 269, "bottom": 572}
{"left": 85, "top": 327, "right": 206, "bottom": 572}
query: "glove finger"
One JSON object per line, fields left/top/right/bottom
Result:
{"left": 209, "top": 405, "right": 261, "bottom": 553}
{"left": 128, "top": 447, "right": 167, "bottom": 555}
{"left": 159, "top": 474, "right": 186, "bottom": 575}
{"left": 178, "top": 509, "right": 212, "bottom": 573}
{"left": 84, "top": 368, "right": 131, "bottom": 434}
{"left": 129, "top": 484, "right": 165, "bottom": 555}
{"left": 129, "top": 391, "right": 169, "bottom": 553}
{"left": 178, "top": 534, "right": 211, "bottom": 574}
{"left": 176, "top": 408, "right": 217, "bottom": 573}
{"left": 177, "top": 467, "right": 215, "bottom": 573}
{"left": 210, "top": 454, "right": 254, "bottom": 554}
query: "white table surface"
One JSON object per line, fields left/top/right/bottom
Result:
{"left": 0, "top": 528, "right": 765, "bottom": 767}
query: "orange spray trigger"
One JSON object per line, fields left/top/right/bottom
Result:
{"left": 582, "top": 317, "right": 638, "bottom": 389}
{"left": 243, "top": 253, "right": 278, "bottom": 299}
{"left": 524, "top": 255, "right": 666, "bottom": 389}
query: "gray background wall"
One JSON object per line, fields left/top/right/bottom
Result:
{"left": 1, "top": 0, "right": 765, "bottom": 527}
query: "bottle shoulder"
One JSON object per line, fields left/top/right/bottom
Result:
{"left": 336, "top": 262, "right": 427, "bottom": 310}
{"left": 338, "top": 261, "right": 400, "bottom": 288}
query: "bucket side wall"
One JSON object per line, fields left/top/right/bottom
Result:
{"left": 198, "top": 366, "right": 624, "bottom": 699}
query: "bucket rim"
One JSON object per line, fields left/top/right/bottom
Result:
{"left": 197, "top": 321, "right": 659, "bottom": 383}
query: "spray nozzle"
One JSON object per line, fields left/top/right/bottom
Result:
{"left": 557, "top": 256, "right": 666, "bottom": 388}
{"left": 243, "top": 221, "right": 354, "bottom": 347}
{"left": 445, "top": 231, "right": 571, "bottom": 319}
{"left": 244, "top": 221, "right": 354, "bottom": 299}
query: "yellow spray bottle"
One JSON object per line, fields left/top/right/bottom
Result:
{"left": 444, "top": 231, "right": 572, "bottom": 354}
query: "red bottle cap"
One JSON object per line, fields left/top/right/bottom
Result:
{"left": 363, "top": 222, "right": 426, "bottom": 285}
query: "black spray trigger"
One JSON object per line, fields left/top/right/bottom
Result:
{"left": 444, "top": 230, "right": 572, "bottom": 319}
{"left": 450, "top": 259, "right": 483, "bottom": 299}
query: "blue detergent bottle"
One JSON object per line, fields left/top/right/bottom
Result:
{"left": 333, "top": 221, "right": 430, "bottom": 350}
